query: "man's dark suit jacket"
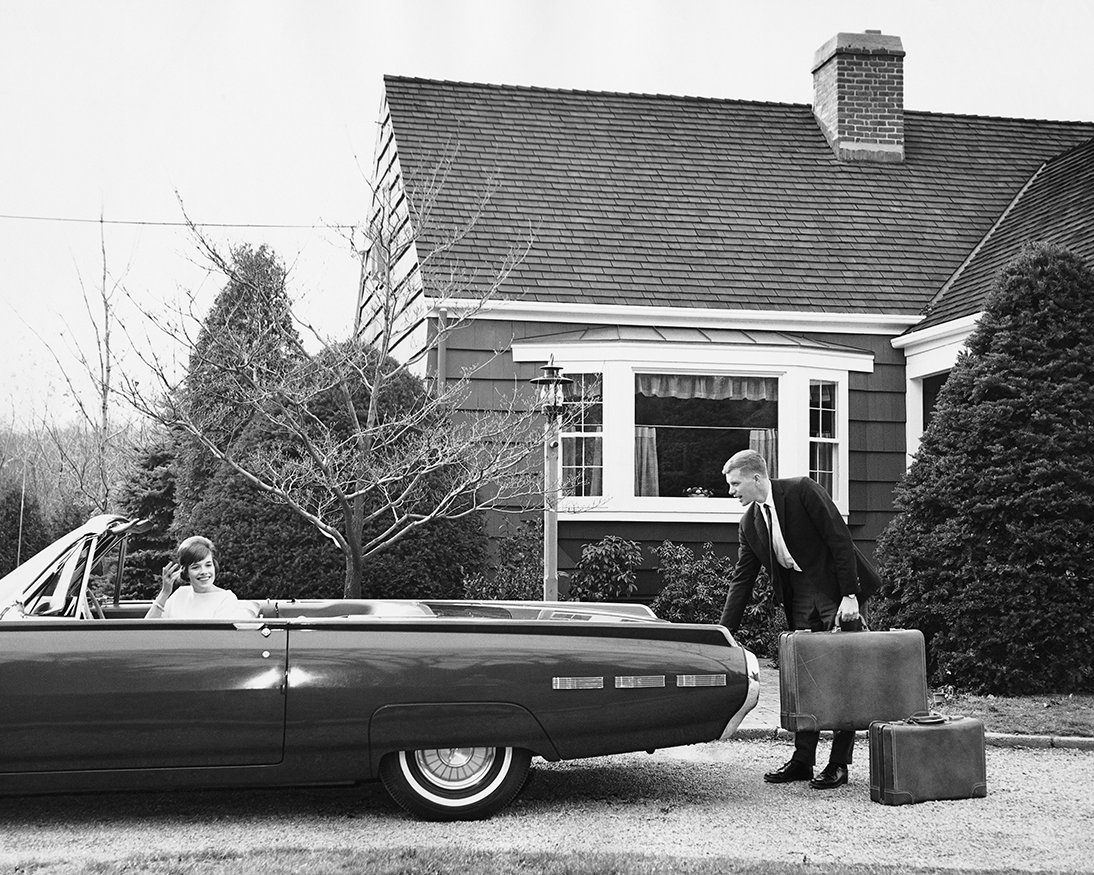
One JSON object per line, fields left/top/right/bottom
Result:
{"left": 719, "top": 476, "right": 880, "bottom": 632}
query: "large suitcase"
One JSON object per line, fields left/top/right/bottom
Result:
{"left": 779, "top": 628, "right": 928, "bottom": 731}
{"left": 870, "top": 713, "right": 988, "bottom": 805}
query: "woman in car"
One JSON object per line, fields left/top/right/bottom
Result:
{"left": 145, "top": 536, "right": 257, "bottom": 619}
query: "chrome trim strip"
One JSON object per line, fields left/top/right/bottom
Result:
{"left": 615, "top": 675, "right": 666, "bottom": 689}
{"left": 552, "top": 676, "right": 604, "bottom": 690}
{"left": 676, "top": 673, "right": 727, "bottom": 687}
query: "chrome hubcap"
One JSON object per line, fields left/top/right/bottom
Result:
{"left": 414, "top": 747, "right": 495, "bottom": 789}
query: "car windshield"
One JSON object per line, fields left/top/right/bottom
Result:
{"left": 21, "top": 539, "right": 94, "bottom": 616}
{"left": 0, "top": 515, "right": 131, "bottom": 618}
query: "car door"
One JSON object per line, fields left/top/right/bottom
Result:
{"left": 0, "top": 620, "right": 288, "bottom": 773}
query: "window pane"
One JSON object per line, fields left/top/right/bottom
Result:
{"left": 564, "top": 373, "right": 602, "bottom": 432}
{"left": 810, "top": 381, "right": 837, "bottom": 438}
{"left": 562, "top": 373, "right": 603, "bottom": 497}
{"left": 809, "top": 381, "right": 837, "bottom": 497}
{"left": 563, "top": 436, "right": 603, "bottom": 497}
{"left": 634, "top": 374, "right": 778, "bottom": 497}
{"left": 810, "top": 441, "right": 835, "bottom": 496}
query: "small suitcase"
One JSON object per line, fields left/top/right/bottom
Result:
{"left": 779, "top": 628, "right": 928, "bottom": 731}
{"left": 870, "top": 713, "right": 988, "bottom": 805}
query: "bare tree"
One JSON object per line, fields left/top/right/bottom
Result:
{"left": 18, "top": 217, "right": 140, "bottom": 519}
{"left": 118, "top": 166, "right": 544, "bottom": 598}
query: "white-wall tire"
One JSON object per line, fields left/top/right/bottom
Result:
{"left": 379, "top": 746, "right": 532, "bottom": 821}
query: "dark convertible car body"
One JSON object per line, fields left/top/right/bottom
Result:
{"left": 0, "top": 515, "right": 759, "bottom": 819}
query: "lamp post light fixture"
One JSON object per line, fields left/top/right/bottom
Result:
{"left": 530, "top": 357, "right": 573, "bottom": 601}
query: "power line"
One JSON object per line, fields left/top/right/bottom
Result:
{"left": 0, "top": 212, "right": 356, "bottom": 230}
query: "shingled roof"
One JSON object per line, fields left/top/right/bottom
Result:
{"left": 383, "top": 76, "right": 1094, "bottom": 318}
{"left": 918, "top": 136, "right": 1094, "bottom": 330}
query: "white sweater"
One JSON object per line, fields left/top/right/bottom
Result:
{"left": 162, "top": 586, "right": 256, "bottom": 619}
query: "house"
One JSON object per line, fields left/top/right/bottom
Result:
{"left": 358, "top": 31, "right": 1094, "bottom": 597}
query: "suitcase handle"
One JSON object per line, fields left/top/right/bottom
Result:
{"left": 831, "top": 617, "right": 869, "bottom": 632}
{"left": 906, "top": 711, "right": 948, "bottom": 725}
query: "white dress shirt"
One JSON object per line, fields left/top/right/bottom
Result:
{"left": 761, "top": 499, "right": 802, "bottom": 572}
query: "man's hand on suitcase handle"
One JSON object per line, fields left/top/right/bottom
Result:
{"left": 836, "top": 593, "right": 861, "bottom": 630}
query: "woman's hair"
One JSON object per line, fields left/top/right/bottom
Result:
{"left": 177, "top": 536, "right": 218, "bottom": 572}
{"left": 722, "top": 449, "right": 768, "bottom": 478}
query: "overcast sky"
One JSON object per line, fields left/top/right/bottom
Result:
{"left": 3, "top": 0, "right": 1093, "bottom": 426}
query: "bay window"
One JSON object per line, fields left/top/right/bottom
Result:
{"left": 634, "top": 374, "right": 777, "bottom": 497}
{"left": 513, "top": 329, "right": 872, "bottom": 517}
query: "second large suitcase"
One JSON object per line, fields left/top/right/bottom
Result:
{"left": 870, "top": 713, "right": 988, "bottom": 805}
{"left": 779, "top": 628, "right": 928, "bottom": 732}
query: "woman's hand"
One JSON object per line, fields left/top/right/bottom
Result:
{"left": 147, "top": 561, "right": 182, "bottom": 618}
{"left": 160, "top": 561, "right": 182, "bottom": 597}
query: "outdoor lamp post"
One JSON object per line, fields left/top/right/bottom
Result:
{"left": 530, "top": 357, "right": 572, "bottom": 601}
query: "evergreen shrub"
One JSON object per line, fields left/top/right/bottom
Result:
{"left": 185, "top": 474, "right": 344, "bottom": 600}
{"left": 0, "top": 484, "right": 52, "bottom": 577}
{"left": 874, "top": 242, "right": 1094, "bottom": 694}
{"left": 650, "top": 540, "right": 784, "bottom": 658}
{"left": 361, "top": 514, "right": 488, "bottom": 600}
{"left": 463, "top": 517, "right": 542, "bottom": 601}
{"left": 185, "top": 464, "right": 488, "bottom": 602}
{"left": 565, "top": 535, "right": 642, "bottom": 602}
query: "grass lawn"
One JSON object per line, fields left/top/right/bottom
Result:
{"left": 12, "top": 847, "right": 1055, "bottom": 875}
{"left": 933, "top": 685, "right": 1094, "bottom": 736}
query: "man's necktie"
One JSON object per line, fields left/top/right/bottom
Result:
{"left": 761, "top": 504, "right": 778, "bottom": 573}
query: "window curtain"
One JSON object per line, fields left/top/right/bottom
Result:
{"left": 749, "top": 428, "right": 778, "bottom": 477}
{"left": 634, "top": 426, "right": 659, "bottom": 496}
{"left": 588, "top": 438, "right": 604, "bottom": 496}
{"left": 636, "top": 374, "right": 776, "bottom": 401}
{"left": 562, "top": 436, "right": 604, "bottom": 497}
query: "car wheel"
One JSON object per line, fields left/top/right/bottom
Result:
{"left": 379, "top": 746, "right": 532, "bottom": 821}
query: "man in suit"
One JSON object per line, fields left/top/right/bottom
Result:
{"left": 719, "top": 449, "right": 879, "bottom": 789}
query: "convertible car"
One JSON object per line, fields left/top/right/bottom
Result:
{"left": 0, "top": 515, "right": 759, "bottom": 820}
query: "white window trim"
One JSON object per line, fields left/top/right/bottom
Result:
{"left": 808, "top": 378, "right": 842, "bottom": 499}
{"left": 514, "top": 340, "right": 873, "bottom": 523}
{"left": 892, "top": 312, "right": 979, "bottom": 463}
{"left": 559, "top": 373, "right": 604, "bottom": 499}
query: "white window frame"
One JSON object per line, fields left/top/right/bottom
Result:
{"left": 809, "top": 379, "right": 840, "bottom": 500}
{"left": 560, "top": 372, "right": 604, "bottom": 498}
{"left": 514, "top": 341, "right": 871, "bottom": 523}
{"left": 892, "top": 313, "right": 979, "bottom": 464}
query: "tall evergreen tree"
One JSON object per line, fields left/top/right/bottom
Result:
{"left": 173, "top": 243, "right": 302, "bottom": 533}
{"left": 0, "top": 481, "right": 51, "bottom": 576}
{"left": 875, "top": 242, "right": 1094, "bottom": 694}
{"left": 115, "top": 432, "right": 178, "bottom": 598}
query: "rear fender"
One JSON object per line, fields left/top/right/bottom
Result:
{"left": 369, "top": 702, "right": 560, "bottom": 775}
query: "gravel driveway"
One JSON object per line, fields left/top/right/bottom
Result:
{"left": 2, "top": 738, "right": 1091, "bottom": 872}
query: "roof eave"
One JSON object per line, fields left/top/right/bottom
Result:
{"left": 424, "top": 296, "right": 921, "bottom": 336}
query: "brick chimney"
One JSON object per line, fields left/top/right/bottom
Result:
{"left": 812, "top": 30, "right": 905, "bottom": 163}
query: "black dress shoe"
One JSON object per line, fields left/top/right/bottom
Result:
{"left": 809, "top": 763, "right": 849, "bottom": 789}
{"left": 763, "top": 759, "right": 813, "bottom": 783}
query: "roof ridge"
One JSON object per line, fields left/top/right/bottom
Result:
{"left": 384, "top": 76, "right": 1094, "bottom": 126}
{"left": 382, "top": 74, "right": 810, "bottom": 109}
{"left": 904, "top": 107, "right": 1094, "bottom": 127}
